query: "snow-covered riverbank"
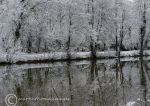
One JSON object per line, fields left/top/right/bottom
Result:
{"left": 0, "top": 50, "right": 150, "bottom": 64}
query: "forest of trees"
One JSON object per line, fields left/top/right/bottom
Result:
{"left": 0, "top": 0, "right": 150, "bottom": 57}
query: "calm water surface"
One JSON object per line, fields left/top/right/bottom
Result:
{"left": 0, "top": 59, "right": 150, "bottom": 106}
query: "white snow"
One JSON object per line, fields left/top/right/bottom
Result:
{"left": 0, "top": 50, "right": 149, "bottom": 64}
{"left": 126, "top": 101, "right": 136, "bottom": 106}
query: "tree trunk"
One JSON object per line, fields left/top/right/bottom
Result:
{"left": 14, "top": 0, "right": 26, "bottom": 43}
{"left": 115, "top": 0, "right": 118, "bottom": 57}
{"left": 140, "top": 2, "right": 146, "bottom": 57}
{"left": 66, "top": 7, "right": 72, "bottom": 60}
{"left": 118, "top": 10, "right": 125, "bottom": 58}
{"left": 90, "top": 36, "right": 96, "bottom": 59}
{"left": 90, "top": 0, "right": 94, "bottom": 29}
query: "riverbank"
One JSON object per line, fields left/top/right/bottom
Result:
{"left": 0, "top": 50, "right": 150, "bottom": 64}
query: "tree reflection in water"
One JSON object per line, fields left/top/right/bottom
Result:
{"left": 0, "top": 59, "right": 150, "bottom": 106}
{"left": 139, "top": 57, "right": 147, "bottom": 106}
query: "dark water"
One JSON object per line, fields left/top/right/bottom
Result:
{"left": 0, "top": 59, "right": 150, "bottom": 106}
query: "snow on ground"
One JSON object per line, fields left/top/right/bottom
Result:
{"left": 125, "top": 101, "right": 136, "bottom": 106}
{"left": 0, "top": 50, "right": 150, "bottom": 64}
{"left": 0, "top": 54, "right": 7, "bottom": 63}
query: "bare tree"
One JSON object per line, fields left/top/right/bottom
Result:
{"left": 66, "top": 6, "right": 73, "bottom": 60}
{"left": 118, "top": 9, "right": 126, "bottom": 58}
{"left": 114, "top": 0, "right": 119, "bottom": 56}
{"left": 14, "top": 0, "right": 26, "bottom": 43}
{"left": 139, "top": 0, "right": 147, "bottom": 57}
